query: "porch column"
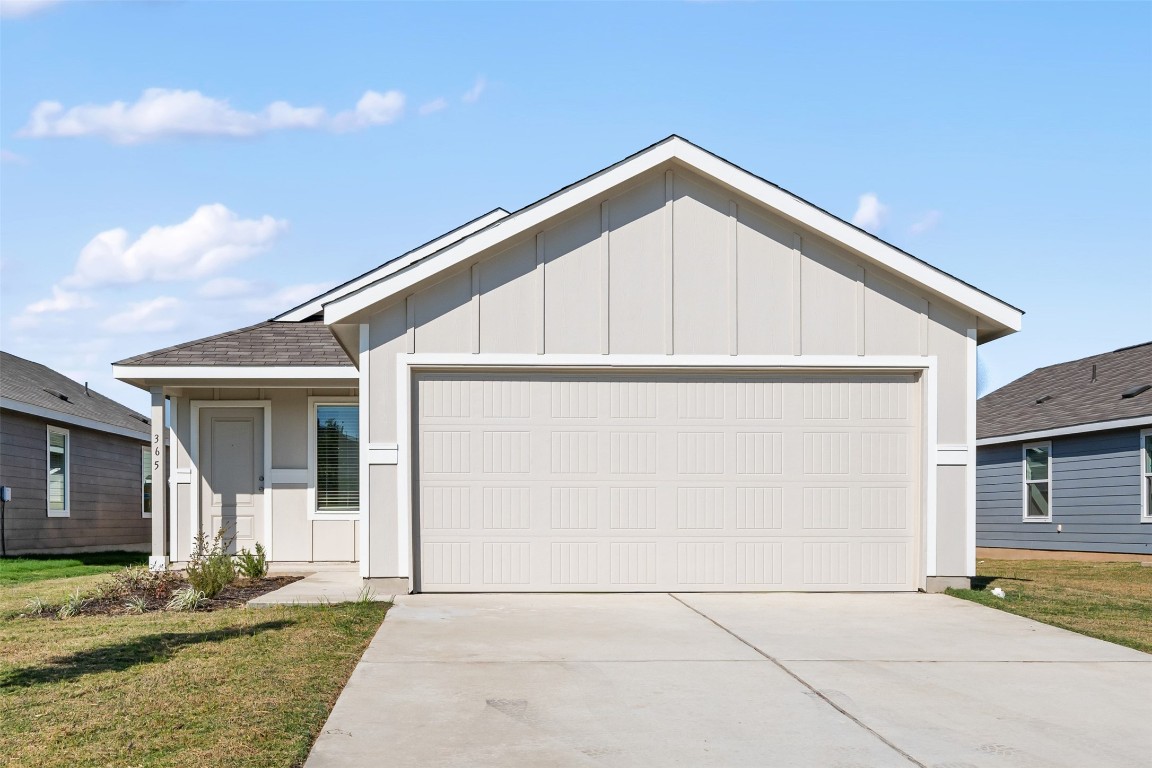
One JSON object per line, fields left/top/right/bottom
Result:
{"left": 149, "top": 388, "right": 168, "bottom": 570}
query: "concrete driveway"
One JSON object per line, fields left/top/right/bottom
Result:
{"left": 306, "top": 593, "right": 1152, "bottom": 767}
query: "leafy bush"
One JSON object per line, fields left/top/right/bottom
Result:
{"left": 166, "top": 586, "right": 206, "bottom": 612}
{"left": 123, "top": 595, "right": 148, "bottom": 614}
{"left": 56, "top": 588, "right": 87, "bottom": 619}
{"left": 185, "top": 529, "right": 236, "bottom": 598}
{"left": 234, "top": 542, "right": 268, "bottom": 579}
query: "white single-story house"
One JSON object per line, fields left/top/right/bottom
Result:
{"left": 114, "top": 136, "right": 1023, "bottom": 592}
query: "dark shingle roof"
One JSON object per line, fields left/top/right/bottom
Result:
{"left": 1, "top": 351, "right": 151, "bottom": 434}
{"left": 977, "top": 342, "right": 1152, "bottom": 439}
{"left": 113, "top": 319, "right": 352, "bottom": 367}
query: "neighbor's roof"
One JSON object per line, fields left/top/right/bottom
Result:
{"left": 1, "top": 351, "right": 151, "bottom": 436}
{"left": 113, "top": 319, "right": 352, "bottom": 367}
{"left": 977, "top": 341, "right": 1152, "bottom": 440}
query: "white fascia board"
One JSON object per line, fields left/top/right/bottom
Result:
{"left": 976, "top": 415, "right": 1152, "bottom": 446}
{"left": 113, "top": 365, "right": 357, "bottom": 381}
{"left": 276, "top": 209, "right": 510, "bottom": 322}
{"left": 400, "top": 352, "right": 937, "bottom": 370}
{"left": 1, "top": 397, "right": 149, "bottom": 441}
{"left": 323, "top": 137, "right": 1022, "bottom": 334}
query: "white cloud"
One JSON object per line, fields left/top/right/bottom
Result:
{"left": 240, "top": 282, "right": 334, "bottom": 316}
{"left": 330, "top": 90, "right": 406, "bottom": 132}
{"left": 63, "top": 204, "right": 287, "bottom": 287}
{"left": 0, "top": 0, "right": 60, "bottom": 19}
{"left": 0, "top": 149, "right": 28, "bottom": 164}
{"left": 19, "top": 87, "right": 406, "bottom": 144}
{"left": 418, "top": 97, "right": 448, "bottom": 116}
{"left": 909, "top": 210, "right": 942, "bottom": 236}
{"left": 24, "top": 285, "right": 94, "bottom": 314}
{"left": 101, "top": 296, "right": 182, "bottom": 334}
{"left": 462, "top": 76, "right": 487, "bottom": 104}
{"left": 851, "top": 193, "right": 888, "bottom": 231}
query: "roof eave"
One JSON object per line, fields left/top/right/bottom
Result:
{"left": 112, "top": 365, "right": 359, "bottom": 391}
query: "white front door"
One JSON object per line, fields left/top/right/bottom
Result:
{"left": 200, "top": 407, "right": 264, "bottom": 554}
{"left": 414, "top": 372, "right": 921, "bottom": 592}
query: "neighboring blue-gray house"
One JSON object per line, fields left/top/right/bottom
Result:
{"left": 975, "top": 342, "right": 1152, "bottom": 558}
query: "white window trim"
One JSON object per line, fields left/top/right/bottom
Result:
{"left": 141, "top": 445, "right": 152, "bottom": 519}
{"left": 308, "top": 396, "right": 361, "bottom": 521}
{"left": 1141, "top": 428, "right": 1152, "bottom": 523}
{"left": 46, "top": 425, "right": 70, "bottom": 518}
{"left": 1022, "top": 440, "right": 1053, "bottom": 522}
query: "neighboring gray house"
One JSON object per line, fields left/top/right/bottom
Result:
{"left": 976, "top": 342, "right": 1152, "bottom": 558}
{"left": 114, "top": 136, "right": 1023, "bottom": 592}
{"left": 0, "top": 351, "right": 153, "bottom": 555}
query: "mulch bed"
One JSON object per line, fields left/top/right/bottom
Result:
{"left": 28, "top": 575, "right": 303, "bottom": 619}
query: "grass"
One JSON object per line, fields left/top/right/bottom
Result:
{"left": 0, "top": 572, "right": 390, "bottom": 767}
{"left": 0, "top": 552, "right": 148, "bottom": 585}
{"left": 948, "top": 559, "right": 1152, "bottom": 653}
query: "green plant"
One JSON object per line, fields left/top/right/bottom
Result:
{"left": 166, "top": 586, "right": 206, "bottom": 612}
{"left": 186, "top": 528, "right": 237, "bottom": 598}
{"left": 123, "top": 595, "right": 149, "bottom": 614}
{"left": 355, "top": 584, "right": 376, "bottom": 603}
{"left": 234, "top": 542, "right": 268, "bottom": 579}
{"left": 56, "top": 588, "right": 87, "bottom": 619}
{"left": 24, "top": 596, "right": 46, "bottom": 616}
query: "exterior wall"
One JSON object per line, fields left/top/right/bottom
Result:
{"left": 0, "top": 409, "right": 149, "bottom": 554}
{"left": 166, "top": 386, "right": 359, "bottom": 563}
{"left": 363, "top": 166, "right": 979, "bottom": 580}
{"left": 976, "top": 428, "right": 1150, "bottom": 556}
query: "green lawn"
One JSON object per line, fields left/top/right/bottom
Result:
{"left": 0, "top": 571, "right": 389, "bottom": 767}
{"left": 948, "top": 559, "right": 1152, "bottom": 654}
{"left": 0, "top": 551, "right": 148, "bottom": 585}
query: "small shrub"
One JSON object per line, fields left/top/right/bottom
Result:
{"left": 24, "top": 597, "right": 46, "bottom": 616}
{"left": 234, "top": 542, "right": 268, "bottom": 579}
{"left": 57, "top": 588, "right": 87, "bottom": 619}
{"left": 186, "top": 528, "right": 236, "bottom": 598}
{"left": 166, "top": 586, "right": 206, "bottom": 612}
{"left": 123, "top": 595, "right": 148, "bottom": 614}
{"left": 116, "top": 565, "right": 153, "bottom": 591}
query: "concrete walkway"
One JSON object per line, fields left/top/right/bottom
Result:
{"left": 248, "top": 568, "right": 404, "bottom": 606}
{"left": 306, "top": 593, "right": 1152, "bottom": 767}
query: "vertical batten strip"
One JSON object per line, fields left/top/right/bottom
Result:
{"left": 600, "top": 201, "right": 610, "bottom": 355}
{"left": 470, "top": 263, "right": 481, "bottom": 354}
{"left": 856, "top": 265, "right": 866, "bottom": 356}
{"left": 919, "top": 298, "right": 930, "bottom": 356}
{"left": 358, "top": 323, "right": 371, "bottom": 577}
{"left": 664, "top": 170, "right": 675, "bottom": 355}
{"left": 535, "top": 233, "right": 546, "bottom": 355}
{"left": 792, "top": 233, "right": 803, "bottom": 355}
{"left": 405, "top": 295, "right": 416, "bottom": 354}
{"left": 728, "top": 200, "right": 739, "bottom": 356}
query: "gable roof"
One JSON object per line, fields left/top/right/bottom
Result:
{"left": 1, "top": 351, "right": 150, "bottom": 439}
{"left": 113, "top": 318, "right": 352, "bottom": 367}
{"left": 273, "top": 208, "right": 509, "bottom": 322}
{"left": 977, "top": 341, "right": 1152, "bottom": 442}
{"left": 322, "top": 135, "right": 1023, "bottom": 342}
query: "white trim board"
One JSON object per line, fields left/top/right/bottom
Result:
{"left": 325, "top": 137, "right": 1022, "bottom": 337}
{"left": 976, "top": 415, "right": 1152, "bottom": 446}
{"left": 2, "top": 397, "right": 149, "bottom": 441}
{"left": 276, "top": 209, "right": 510, "bottom": 322}
{"left": 392, "top": 354, "right": 945, "bottom": 592}
{"left": 189, "top": 401, "right": 274, "bottom": 559}
{"left": 114, "top": 365, "right": 356, "bottom": 383}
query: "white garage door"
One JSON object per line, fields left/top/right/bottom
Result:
{"left": 414, "top": 372, "right": 920, "bottom": 592}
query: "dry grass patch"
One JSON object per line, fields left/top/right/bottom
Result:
{"left": 948, "top": 559, "right": 1152, "bottom": 653}
{"left": 0, "top": 574, "right": 389, "bottom": 767}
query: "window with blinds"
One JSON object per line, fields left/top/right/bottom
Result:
{"left": 48, "top": 428, "right": 68, "bottom": 515}
{"left": 316, "top": 404, "right": 359, "bottom": 511}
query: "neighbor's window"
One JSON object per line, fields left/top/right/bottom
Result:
{"left": 142, "top": 446, "right": 152, "bottom": 518}
{"left": 47, "top": 427, "right": 69, "bottom": 517}
{"left": 1142, "top": 432, "right": 1152, "bottom": 521}
{"left": 316, "top": 404, "right": 359, "bottom": 511}
{"left": 1023, "top": 441, "right": 1052, "bottom": 520}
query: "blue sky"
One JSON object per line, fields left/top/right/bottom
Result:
{"left": 2, "top": 0, "right": 1149, "bottom": 412}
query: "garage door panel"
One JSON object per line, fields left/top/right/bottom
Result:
{"left": 415, "top": 372, "right": 919, "bottom": 592}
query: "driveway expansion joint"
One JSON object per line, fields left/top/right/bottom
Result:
{"left": 668, "top": 593, "right": 929, "bottom": 768}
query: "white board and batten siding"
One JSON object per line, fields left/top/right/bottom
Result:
{"left": 363, "top": 164, "right": 983, "bottom": 590}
